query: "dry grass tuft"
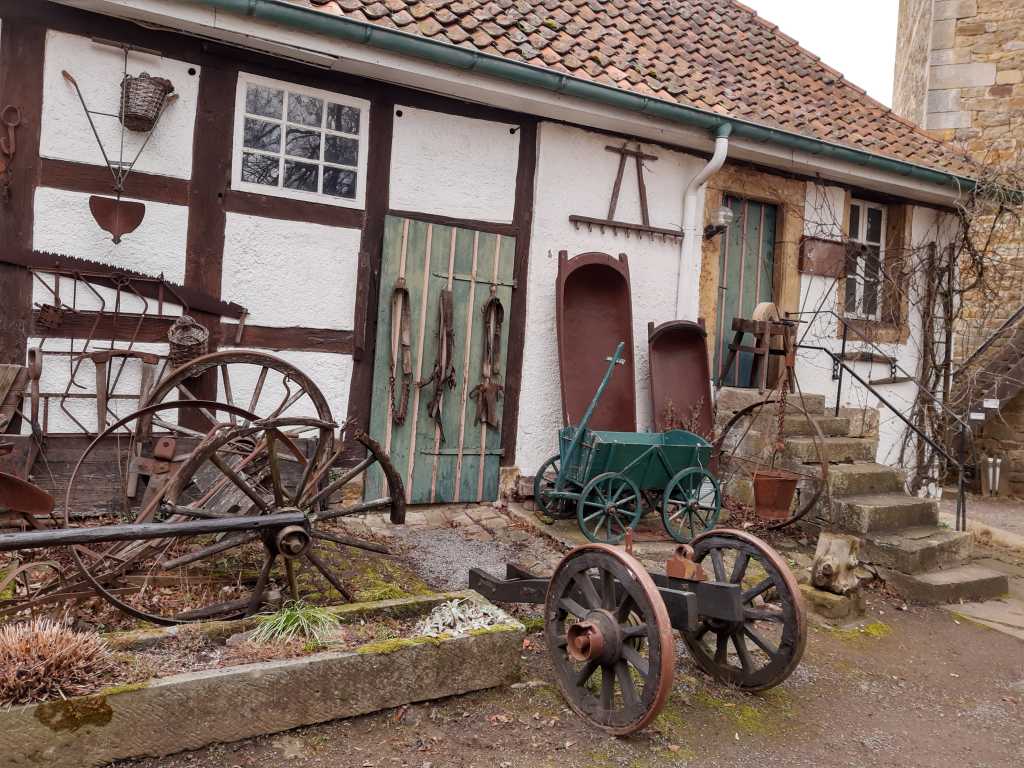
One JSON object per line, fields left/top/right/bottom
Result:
{"left": 0, "top": 618, "right": 114, "bottom": 706}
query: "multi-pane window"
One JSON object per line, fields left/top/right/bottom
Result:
{"left": 232, "top": 74, "right": 369, "bottom": 206}
{"left": 844, "top": 201, "right": 885, "bottom": 320}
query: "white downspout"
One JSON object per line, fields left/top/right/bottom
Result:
{"left": 675, "top": 123, "right": 732, "bottom": 319}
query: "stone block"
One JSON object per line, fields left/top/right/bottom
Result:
{"left": 862, "top": 526, "right": 972, "bottom": 574}
{"left": 927, "top": 88, "right": 962, "bottom": 113}
{"left": 930, "top": 47, "right": 972, "bottom": 66}
{"left": 930, "top": 62, "right": 997, "bottom": 89}
{"left": 827, "top": 463, "right": 905, "bottom": 497}
{"left": 927, "top": 110, "right": 973, "bottom": 129}
{"left": 932, "top": 19, "right": 956, "bottom": 50}
{"left": 885, "top": 565, "right": 1008, "bottom": 605}
{"left": 934, "top": 0, "right": 977, "bottom": 21}
{"left": 832, "top": 494, "right": 938, "bottom": 533}
{"left": 997, "top": 69, "right": 1024, "bottom": 85}
{"left": 799, "top": 583, "right": 865, "bottom": 619}
{"left": 0, "top": 591, "right": 524, "bottom": 768}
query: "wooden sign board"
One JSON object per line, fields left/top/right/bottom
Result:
{"left": 799, "top": 237, "right": 846, "bottom": 277}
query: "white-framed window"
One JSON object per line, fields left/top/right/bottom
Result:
{"left": 231, "top": 73, "right": 370, "bottom": 207}
{"left": 844, "top": 200, "right": 886, "bottom": 320}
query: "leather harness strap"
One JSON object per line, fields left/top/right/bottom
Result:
{"left": 388, "top": 278, "right": 413, "bottom": 426}
{"left": 470, "top": 286, "right": 504, "bottom": 429}
{"left": 419, "top": 289, "right": 457, "bottom": 442}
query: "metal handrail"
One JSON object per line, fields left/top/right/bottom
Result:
{"left": 787, "top": 309, "right": 972, "bottom": 433}
{"left": 797, "top": 343, "right": 968, "bottom": 531}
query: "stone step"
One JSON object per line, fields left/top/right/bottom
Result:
{"left": 885, "top": 565, "right": 1009, "bottom": 605}
{"left": 746, "top": 412, "right": 851, "bottom": 437}
{"left": 827, "top": 463, "right": 905, "bottom": 496}
{"left": 832, "top": 493, "right": 938, "bottom": 533}
{"left": 862, "top": 526, "right": 972, "bottom": 574}
{"left": 786, "top": 436, "right": 877, "bottom": 463}
{"left": 716, "top": 387, "right": 826, "bottom": 416}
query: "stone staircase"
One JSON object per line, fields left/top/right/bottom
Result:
{"left": 718, "top": 387, "right": 1009, "bottom": 604}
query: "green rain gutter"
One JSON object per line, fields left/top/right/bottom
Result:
{"left": 197, "top": 0, "right": 976, "bottom": 194}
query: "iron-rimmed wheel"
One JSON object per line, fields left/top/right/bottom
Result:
{"left": 576, "top": 472, "right": 642, "bottom": 544}
{"left": 544, "top": 544, "right": 675, "bottom": 736}
{"left": 661, "top": 467, "right": 721, "bottom": 543}
{"left": 681, "top": 529, "right": 805, "bottom": 691}
{"left": 534, "top": 454, "right": 571, "bottom": 519}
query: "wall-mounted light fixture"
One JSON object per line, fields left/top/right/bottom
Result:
{"left": 703, "top": 205, "right": 735, "bottom": 240}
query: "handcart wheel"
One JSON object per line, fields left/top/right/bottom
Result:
{"left": 545, "top": 544, "right": 675, "bottom": 736}
{"left": 681, "top": 529, "right": 805, "bottom": 691}
{"left": 577, "top": 472, "right": 643, "bottom": 544}
{"left": 661, "top": 467, "right": 721, "bottom": 543}
{"left": 534, "top": 454, "right": 571, "bottom": 519}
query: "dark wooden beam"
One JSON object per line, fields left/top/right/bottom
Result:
{"left": 501, "top": 119, "right": 539, "bottom": 467}
{"left": 224, "top": 189, "right": 364, "bottom": 229}
{"left": 386, "top": 209, "right": 518, "bottom": 238}
{"left": 32, "top": 310, "right": 353, "bottom": 354}
{"left": 0, "top": 21, "right": 45, "bottom": 367}
{"left": 39, "top": 158, "right": 190, "bottom": 206}
{"left": 345, "top": 97, "right": 395, "bottom": 443}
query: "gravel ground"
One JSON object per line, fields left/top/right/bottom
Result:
{"left": 389, "top": 525, "right": 524, "bottom": 591}
{"left": 939, "top": 492, "right": 1024, "bottom": 539}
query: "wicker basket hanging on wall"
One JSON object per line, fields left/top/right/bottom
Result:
{"left": 168, "top": 315, "right": 209, "bottom": 372}
{"left": 119, "top": 72, "right": 175, "bottom": 132}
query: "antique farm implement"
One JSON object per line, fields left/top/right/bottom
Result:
{"left": 471, "top": 529, "right": 806, "bottom": 735}
{"left": 0, "top": 351, "right": 405, "bottom": 625}
{"left": 534, "top": 343, "right": 721, "bottom": 544}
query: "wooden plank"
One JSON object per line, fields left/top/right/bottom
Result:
{"left": 387, "top": 209, "right": 517, "bottom": 237}
{"left": 410, "top": 227, "right": 450, "bottom": 503}
{"left": 0, "top": 21, "right": 44, "bottom": 371}
{"left": 716, "top": 196, "right": 745, "bottom": 385}
{"left": 38, "top": 158, "right": 190, "bottom": 205}
{"left": 482, "top": 235, "right": 516, "bottom": 501}
{"left": 224, "top": 189, "right": 364, "bottom": 229}
{"left": 454, "top": 232, "right": 483, "bottom": 503}
{"left": 500, "top": 120, "right": 537, "bottom": 468}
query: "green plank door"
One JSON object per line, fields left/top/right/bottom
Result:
{"left": 365, "top": 216, "right": 515, "bottom": 504}
{"left": 714, "top": 196, "right": 777, "bottom": 387}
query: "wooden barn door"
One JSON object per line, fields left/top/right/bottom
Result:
{"left": 714, "top": 196, "right": 778, "bottom": 387}
{"left": 365, "top": 216, "right": 515, "bottom": 504}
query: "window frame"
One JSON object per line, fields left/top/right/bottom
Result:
{"left": 230, "top": 72, "right": 370, "bottom": 208}
{"left": 844, "top": 199, "right": 887, "bottom": 322}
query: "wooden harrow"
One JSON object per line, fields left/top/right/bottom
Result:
{"left": 0, "top": 351, "right": 406, "bottom": 625}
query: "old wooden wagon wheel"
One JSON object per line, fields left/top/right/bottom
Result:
{"left": 534, "top": 454, "right": 572, "bottom": 519}
{"left": 661, "top": 466, "right": 721, "bottom": 543}
{"left": 64, "top": 400, "right": 405, "bottom": 625}
{"left": 576, "top": 472, "right": 643, "bottom": 544}
{"left": 138, "top": 350, "right": 336, "bottom": 445}
{"left": 681, "top": 529, "right": 806, "bottom": 691}
{"left": 713, "top": 395, "right": 829, "bottom": 529}
{"left": 544, "top": 544, "right": 675, "bottom": 735}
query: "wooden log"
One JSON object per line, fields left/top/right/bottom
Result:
{"left": 811, "top": 532, "right": 861, "bottom": 595}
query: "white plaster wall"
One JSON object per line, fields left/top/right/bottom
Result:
{"left": 216, "top": 347, "right": 353, "bottom": 425}
{"left": 221, "top": 213, "right": 360, "bottom": 330}
{"left": 794, "top": 184, "right": 957, "bottom": 467}
{"left": 516, "top": 122, "right": 705, "bottom": 474}
{"left": 33, "top": 187, "right": 189, "bottom": 282}
{"left": 40, "top": 30, "right": 199, "bottom": 178}
{"left": 389, "top": 106, "right": 519, "bottom": 223}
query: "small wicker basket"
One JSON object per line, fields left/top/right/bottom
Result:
{"left": 119, "top": 72, "right": 175, "bottom": 132}
{"left": 167, "top": 315, "right": 209, "bottom": 372}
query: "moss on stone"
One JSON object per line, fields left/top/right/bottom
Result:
{"left": 829, "top": 620, "right": 891, "bottom": 641}
{"left": 354, "top": 633, "right": 450, "bottom": 655}
{"left": 98, "top": 680, "right": 150, "bottom": 697}
{"left": 466, "top": 623, "right": 520, "bottom": 637}
{"left": 34, "top": 695, "right": 113, "bottom": 732}
{"left": 519, "top": 615, "right": 545, "bottom": 633}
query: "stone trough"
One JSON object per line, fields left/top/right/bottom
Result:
{"left": 2, "top": 590, "right": 524, "bottom": 768}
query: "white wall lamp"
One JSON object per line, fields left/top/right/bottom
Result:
{"left": 703, "top": 205, "right": 735, "bottom": 240}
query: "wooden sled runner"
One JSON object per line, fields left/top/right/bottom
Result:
{"left": 556, "top": 251, "right": 636, "bottom": 431}
{"left": 648, "top": 320, "right": 713, "bottom": 440}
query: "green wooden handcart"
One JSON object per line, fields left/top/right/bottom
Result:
{"left": 535, "top": 342, "right": 721, "bottom": 544}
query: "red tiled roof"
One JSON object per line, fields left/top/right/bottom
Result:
{"left": 302, "top": 0, "right": 974, "bottom": 177}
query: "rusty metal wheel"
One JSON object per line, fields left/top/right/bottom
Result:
{"left": 713, "top": 393, "right": 830, "bottom": 529}
{"left": 64, "top": 400, "right": 405, "bottom": 625}
{"left": 681, "top": 529, "right": 805, "bottom": 691}
{"left": 544, "top": 544, "right": 675, "bottom": 736}
{"left": 139, "top": 350, "right": 336, "bottom": 450}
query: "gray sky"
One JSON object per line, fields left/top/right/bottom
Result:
{"left": 741, "top": 0, "right": 899, "bottom": 106}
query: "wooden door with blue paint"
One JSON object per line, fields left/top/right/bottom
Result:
{"left": 714, "top": 196, "right": 777, "bottom": 387}
{"left": 365, "top": 216, "right": 515, "bottom": 504}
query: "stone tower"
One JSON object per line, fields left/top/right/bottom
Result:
{"left": 895, "top": 1, "right": 1024, "bottom": 495}
{"left": 895, "top": 0, "right": 1022, "bottom": 162}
